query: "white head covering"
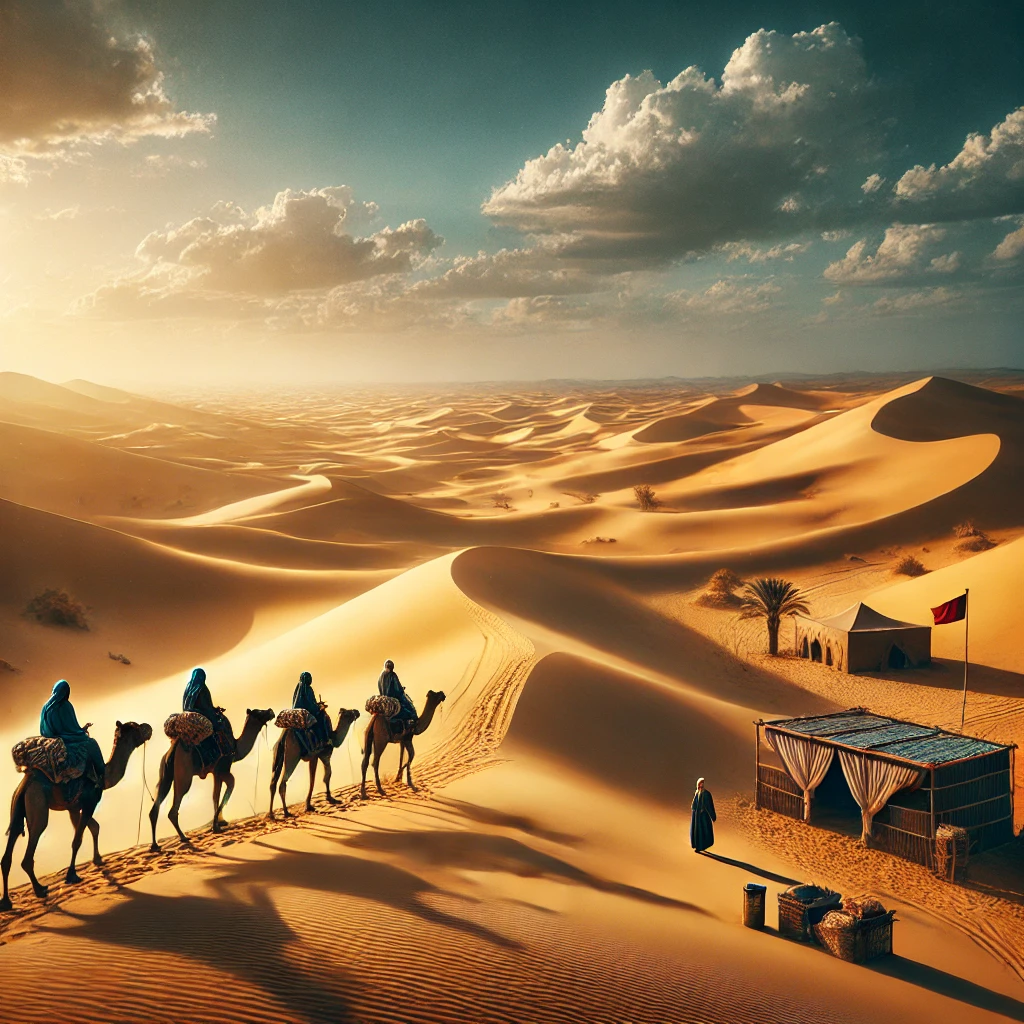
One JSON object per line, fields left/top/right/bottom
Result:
{"left": 696, "top": 777, "right": 705, "bottom": 790}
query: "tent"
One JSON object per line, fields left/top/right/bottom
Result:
{"left": 794, "top": 602, "right": 930, "bottom": 673}
{"left": 755, "top": 708, "right": 1014, "bottom": 867}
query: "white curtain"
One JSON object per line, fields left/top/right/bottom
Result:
{"left": 838, "top": 750, "right": 923, "bottom": 844}
{"left": 766, "top": 729, "right": 834, "bottom": 821}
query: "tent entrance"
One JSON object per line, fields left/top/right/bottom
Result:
{"left": 810, "top": 757, "right": 861, "bottom": 839}
{"left": 888, "top": 645, "right": 908, "bottom": 670}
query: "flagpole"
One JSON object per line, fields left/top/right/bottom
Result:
{"left": 960, "top": 588, "right": 969, "bottom": 732}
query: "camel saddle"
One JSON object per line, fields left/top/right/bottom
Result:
{"left": 12, "top": 736, "right": 83, "bottom": 785}
{"left": 365, "top": 695, "right": 401, "bottom": 718}
{"left": 275, "top": 708, "right": 316, "bottom": 731}
{"left": 164, "top": 711, "right": 214, "bottom": 746}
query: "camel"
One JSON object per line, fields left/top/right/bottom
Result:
{"left": 360, "top": 690, "right": 446, "bottom": 798}
{"left": 267, "top": 707, "right": 360, "bottom": 819}
{"left": 1, "top": 721, "right": 153, "bottom": 911}
{"left": 148, "top": 707, "right": 274, "bottom": 851}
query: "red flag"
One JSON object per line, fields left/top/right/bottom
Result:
{"left": 931, "top": 593, "right": 967, "bottom": 624}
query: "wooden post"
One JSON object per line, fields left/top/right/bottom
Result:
{"left": 755, "top": 723, "right": 761, "bottom": 810}
{"left": 929, "top": 766, "right": 937, "bottom": 871}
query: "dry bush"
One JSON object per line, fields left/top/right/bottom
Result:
{"left": 581, "top": 536, "right": 617, "bottom": 545}
{"left": 109, "top": 652, "right": 131, "bottom": 665}
{"left": 697, "top": 568, "right": 744, "bottom": 607}
{"left": 548, "top": 501, "right": 560, "bottom": 509}
{"left": 563, "top": 491, "right": 598, "bottom": 504}
{"left": 633, "top": 484, "right": 660, "bottom": 510}
{"left": 953, "top": 520, "right": 997, "bottom": 553}
{"left": 491, "top": 491, "right": 513, "bottom": 510}
{"left": 893, "top": 555, "right": 928, "bottom": 577}
{"left": 25, "top": 589, "right": 89, "bottom": 629}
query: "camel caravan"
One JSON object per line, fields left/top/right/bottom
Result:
{"left": 1, "top": 660, "right": 445, "bottom": 911}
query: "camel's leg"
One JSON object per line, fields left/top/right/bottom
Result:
{"left": 149, "top": 747, "right": 176, "bottom": 852}
{"left": 212, "top": 774, "right": 223, "bottom": 832}
{"left": 21, "top": 787, "right": 51, "bottom": 899}
{"left": 167, "top": 765, "right": 194, "bottom": 847}
{"left": 277, "top": 746, "right": 299, "bottom": 819}
{"left": 305, "top": 757, "right": 318, "bottom": 812}
{"left": 395, "top": 740, "right": 406, "bottom": 783}
{"left": 268, "top": 737, "right": 285, "bottom": 820}
{"left": 66, "top": 806, "right": 95, "bottom": 885}
{"left": 372, "top": 730, "right": 386, "bottom": 796}
{"left": 360, "top": 721, "right": 374, "bottom": 799}
{"left": 217, "top": 768, "right": 236, "bottom": 826}
{"left": 403, "top": 738, "right": 416, "bottom": 789}
{"left": 0, "top": 779, "right": 28, "bottom": 911}
{"left": 322, "top": 754, "right": 337, "bottom": 805}
{"left": 87, "top": 816, "right": 102, "bottom": 866}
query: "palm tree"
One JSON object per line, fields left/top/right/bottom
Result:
{"left": 740, "top": 577, "right": 809, "bottom": 655}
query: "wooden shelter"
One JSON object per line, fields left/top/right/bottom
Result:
{"left": 794, "top": 602, "right": 931, "bottom": 673}
{"left": 755, "top": 709, "right": 1015, "bottom": 868}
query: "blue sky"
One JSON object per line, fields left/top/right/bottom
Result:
{"left": 1, "top": 0, "right": 1022, "bottom": 382}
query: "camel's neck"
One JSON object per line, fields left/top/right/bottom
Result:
{"left": 413, "top": 700, "right": 442, "bottom": 736}
{"left": 331, "top": 717, "right": 354, "bottom": 748}
{"left": 234, "top": 717, "right": 264, "bottom": 760}
{"left": 103, "top": 738, "right": 137, "bottom": 790}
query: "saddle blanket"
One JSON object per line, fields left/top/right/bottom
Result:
{"left": 275, "top": 708, "right": 316, "bottom": 730}
{"left": 164, "top": 712, "right": 214, "bottom": 745}
{"left": 11, "top": 736, "right": 82, "bottom": 784}
{"left": 365, "top": 695, "right": 401, "bottom": 718}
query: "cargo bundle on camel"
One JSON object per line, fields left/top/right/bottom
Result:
{"left": 754, "top": 708, "right": 1015, "bottom": 870}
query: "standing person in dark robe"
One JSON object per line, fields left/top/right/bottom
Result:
{"left": 40, "top": 680, "right": 105, "bottom": 785}
{"left": 182, "top": 667, "right": 235, "bottom": 762}
{"left": 690, "top": 777, "right": 716, "bottom": 853}
{"left": 291, "top": 670, "right": 328, "bottom": 752}
{"left": 377, "top": 659, "right": 417, "bottom": 731}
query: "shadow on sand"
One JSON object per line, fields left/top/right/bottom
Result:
{"left": 700, "top": 851, "right": 800, "bottom": 887}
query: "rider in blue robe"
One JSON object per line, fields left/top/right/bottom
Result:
{"left": 40, "top": 680, "right": 105, "bottom": 785}
{"left": 182, "top": 667, "right": 234, "bottom": 761}
{"left": 291, "top": 671, "right": 328, "bottom": 752}
{"left": 377, "top": 660, "right": 417, "bottom": 730}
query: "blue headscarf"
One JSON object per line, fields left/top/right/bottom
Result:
{"left": 182, "top": 667, "right": 208, "bottom": 712}
{"left": 40, "top": 680, "right": 88, "bottom": 741}
{"left": 292, "top": 671, "right": 317, "bottom": 712}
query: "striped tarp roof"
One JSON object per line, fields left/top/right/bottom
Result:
{"left": 764, "top": 709, "right": 1008, "bottom": 766}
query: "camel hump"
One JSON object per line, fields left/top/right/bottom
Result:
{"left": 365, "top": 695, "right": 401, "bottom": 718}
{"left": 11, "top": 736, "right": 80, "bottom": 784}
{"left": 275, "top": 708, "right": 316, "bottom": 730}
{"left": 164, "top": 712, "right": 213, "bottom": 745}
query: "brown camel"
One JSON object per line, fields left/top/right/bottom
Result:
{"left": 1, "top": 721, "right": 153, "bottom": 911}
{"left": 148, "top": 707, "right": 274, "bottom": 851}
{"left": 267, "top": 707, "right": 360, "bottom": 819}
{"left": 360, "top": 690, "right": 446, "bottom": 798}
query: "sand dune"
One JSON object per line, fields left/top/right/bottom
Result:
{"left": 1, "top": 372, "right": 1023, "bottom": 1024}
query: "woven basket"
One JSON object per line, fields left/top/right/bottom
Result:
{"left": 814, "top": 909, "right": 895, "bottom": 963}
{"left": 275, "top": 708, "right": 316, "bottom": 730}
{"left": 778, "top": 884, "right": 841, "bottom": 941}
{"left": 365, "top": 695, "right": 401, "bottom": 718}
{"left": 164, "top": 711, "right": 214, "bottom": 745}
{"left": 934, "top": 824, "right": 970, "bottom": 882}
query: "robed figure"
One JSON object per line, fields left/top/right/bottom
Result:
{"left": 182, "top": 667, "right": 235, "bottom": 762}
{"left": 40, "top": 680, "right": 105, "bottom": 784}
{"left": 690, "top": 777, "right": 716, "bottom": 853}
{"left": 291, "top": 670, "right": 328, "bottom": 752}
{"left": 377, "top": 660, "right": 417, "bottom": 727}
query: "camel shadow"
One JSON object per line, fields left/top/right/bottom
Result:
{"left": 37, "top": 887, "right": 352, "bottom": 1024}
{"left": 700, "top": 852, "right": 800, "bottom": 886}
{"left": 221, "top": 843, "right": 524, "bottom": 950}
{"left": 339, "top": 828, "right": 712, "bottom": 916}
{"left": 869, "top": 955, "right": 1024, "bottom": 1022}
{"left": 429, "top": 795, "right": 583, "bottom": 846}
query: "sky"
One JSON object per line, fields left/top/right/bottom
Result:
{"left": 0, "top": 0, "right": 1022, "bottom": 385}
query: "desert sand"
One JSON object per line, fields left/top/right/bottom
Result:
{"left": 1, "top": 369, "right": 1023, "bottom": 1023}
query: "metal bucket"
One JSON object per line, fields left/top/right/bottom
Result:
{"left": 743, "top": 883, "right": 767, "bottom": 929}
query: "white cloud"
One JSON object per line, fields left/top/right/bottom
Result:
{"left": 993, "top": 222, "right": 1024, "bottom": 261}
{"left": 861, "top": 173, "right": 885, "bottom": 193}
{"left": 894, "top": 107, "right": 1024, "bottom": 220}
{"left": 667, "top": 278, "right": 781, "bottom": 314}
{"left": 483, "top": 23, "right": 878, "bottom": 266}
{"left": 131, "top": 154, "right": 208, "bottom": 179}
{"left": 824, "top": 224, "right": 956, "bottom": 284}
{"left": 78, "top": 186, "right": 442, "bottom": 318}
{"left": 871, "top": 286, "right": 958, "bottom": 315}
{"left": 723, "top": 241, "right": 811, "bottom": 263}
{"left": 0, "top": 0, "right": 213, "bottom": 180}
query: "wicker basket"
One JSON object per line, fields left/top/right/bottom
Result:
{"left": 934, "top": 824, "right": 970, "bottom": 883}
{"left": 778, "top": 884, "right": 841, "bottom": 941}
{"left": 814, "top": 909, "right": 895, "bottom": 963}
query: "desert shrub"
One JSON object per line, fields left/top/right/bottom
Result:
{"left": 893, "top": 555, "right": 928, "bottom": 577}
{"left": 548, "top": 501, "right": 560, "bottom": 509}
{"left": 633, "top": 484, "right": 660, "bottom": 510}
{"left": 25, "top": 589, "right": 89, "bottom": 629}
{"left": 581, "top": 536, "right": 617, "bottom": 545}
{"left": 563, "top": 491, "right": 599, "bottom": 504}
{"left": 697, "top": 568, "right": 744, "bottom": 607}
{"left": 109, "top": 652, "right": 131, "bottom": 665}
{"left": 953, "top": 521, "right": 996, "bottom": 552}
{"left": 491, "top": 491, "right": 513, "bottom": 510}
